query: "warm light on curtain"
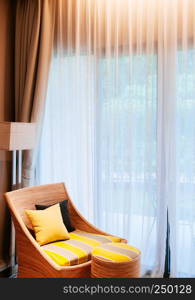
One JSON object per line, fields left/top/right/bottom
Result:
{"left": 36, "top": 0, "right": 195, "bottom": 277}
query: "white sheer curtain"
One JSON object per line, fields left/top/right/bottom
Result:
{"left": 36, "top": 55, "right": 96, "bottom": 222}
{"left": 36, "top": 0, "right": 195, "bottom": 277}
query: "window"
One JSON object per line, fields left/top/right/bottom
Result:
{"left": 37, "top": 52, "right": 158, "bottom": 274}
{"left": 36, "top": 49, "right": 195, "bottom": 276}
{"left": 176, "top": 50, "right": 195, "bottom": 276}
{"left": 95, "top": 54, "right": 157, "bottom": 272}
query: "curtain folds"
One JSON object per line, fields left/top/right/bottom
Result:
{"left": 35, "top": 0, "right": 195, "bottom": 277}
{"left": 15, "top": 0, "right": 56, "bottom": 186}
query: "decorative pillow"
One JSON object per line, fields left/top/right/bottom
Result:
{"left": 25, "top": 203, "right": 70, "bottom": 246}
{"left": 35, "top": 200, "right": 75, "bottom": 232}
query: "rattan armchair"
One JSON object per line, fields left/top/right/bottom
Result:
{"left": 4, "top": 183, "right": 126, "bottom": 278}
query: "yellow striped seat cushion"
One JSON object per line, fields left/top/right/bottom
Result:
{"left": 92, "top": 243, "right": 140, "bottom": 262}
{"left": 41, "top": 230, "right": 122, "bottom": 266}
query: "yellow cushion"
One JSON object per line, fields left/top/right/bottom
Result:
{"left": 41, "top": 230, "right": 123, "bottom": 266}
{"left": 25, "top": 204, "right": 70, "bottom": 246}
{"left": 92, "top": 242, "right": 141, "bottom": 262}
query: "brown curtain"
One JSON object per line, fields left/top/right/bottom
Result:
{"left": 15, "top": 0, "right": 56, "bottom": 186}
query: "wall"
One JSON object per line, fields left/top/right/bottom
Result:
{"left": 0, "top": 0, "right": 15, "bottom": 272}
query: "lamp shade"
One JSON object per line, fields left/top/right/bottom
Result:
{"left": 0, "top": 122, "right": 36, "bottom": 151}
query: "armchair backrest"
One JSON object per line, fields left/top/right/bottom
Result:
{"left": 4, "top": 183, "right": 71, "bottom": 229}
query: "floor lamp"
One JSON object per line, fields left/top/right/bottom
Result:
{"left": 0, "top": 122, "right": 36, "bottom": 275}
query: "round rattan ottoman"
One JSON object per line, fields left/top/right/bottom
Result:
{"left": 91, "top": 242, "right": 141, "bottom": 278}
